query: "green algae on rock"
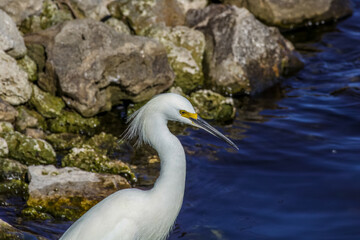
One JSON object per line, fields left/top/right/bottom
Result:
{"left": 17, "top": 55, "right": 38, "bottom": 82}
{"left": 62, "top": 145, "right": 136, "bottom": 183}
{"left": 0, "top": 121, "right": 14, "bottom": 133}
{"left": 45, "top": 133, "right": 85, "bottom": 151}
{"left": 21, "top": 207, "right": 53, "bottom": 220}
{"left": 1, "top": 131, "right": 56, "bottom": 165}
{"left": 30, "top": 84, "right": 65, "bottom": 118}
{"left": 190, "top": 90, "right": 236, "bottom": 122}
{"left": 0, "top": 218, "right": 25, "bottom": 240}
{"left": 20, "top": 0, "right": 73, "bottom": 34}
{"left": 148, "top": 26, "right": 205, "bottom": 94}
{"left": 0, "top": 179, "right": 28, "bottom": 197}
{"left": 86, "top": 132, "right": 122, "bottom": 155}
{"left": 0, "top": 158, "right": 27, "bottom": 181}
{"left": 47, "top": 110, "right": 100, "bottom": 136}
{"left": 27, "top": 165, "right": 131, "bottom": 220}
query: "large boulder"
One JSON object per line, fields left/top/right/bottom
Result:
{"left": 27, "top": 165, "right": 131, "bottom": 220}
{"left": 148, "top": 26, "right": 205, "bottom": 94}
{"left": 25, "top": 19, "right": 174, "bottom": 117}
{"left": 114, "top": 0, "right": 186, "bottom": 35}
{"left": 0, "top": 50, "right": 32, "bottom": 105}
{"left": 0, "top": 0, "right": 43, "bottom": 25}
{"left": 186, "top": 5, "right": 302, "bottom": 95}
{"left": 222, "top": 0, "right": 353, "bottom": 29}
{"left": 0, "top": 10, "right": 27, "bottom": 58}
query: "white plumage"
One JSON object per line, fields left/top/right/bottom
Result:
{"left": 60, "top": 93, "right": 237, "bottom": 240}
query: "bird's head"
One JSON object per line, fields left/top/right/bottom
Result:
{"left": 123, "top": 93, "right": 238, "bottom": 150}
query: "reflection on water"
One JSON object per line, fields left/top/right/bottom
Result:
{"left": 2, "top": 1, "right": 360, "bottom": 239}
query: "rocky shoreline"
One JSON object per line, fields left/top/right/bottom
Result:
{"left": 0, "top": 0, "right": 352, "bottom": 238}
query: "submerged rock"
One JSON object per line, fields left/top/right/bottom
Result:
{"left": 148, "top": 26, "right": 205, "bottom": 94}
{"left": 1, "top": 131, "right": 56, "bottom": 165}
{"left": 25, "top": 19, "right": 174, "bottom": 117}
{"left": 190, "top": 90, "right": 236, "bottom": 122}
{"left": 62, "top": 145, "right": 136, "bottom": 182}
{"left": 47, "top": 110, "right": 100, "bottom": 135}
{"left": 0, "top": 50, "right": 32, "bottom": 105}
{"left": 222, "top": 0, "right": 353, "bottom": 29}
{"left": 0, "top": 9, "right": 27, "bottom": 58}
{"left": 29, "top": 84, "right": 65, "bottom": 118}
{"left": 0, "top": 0, "right": 44, "bottom": 25}
{"left": 115, "top": 0, "right": 185, "bottom": 35}
{"left": 27, "top": 165, "right": 131, "bottom": 220}
{"left": 0, "top": 98, "right": 18, "bottom": 122}
{"left": 187, "top": 5, "right": 302, "bottom": 95}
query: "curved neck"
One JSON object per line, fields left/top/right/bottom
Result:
{"left": 147, "top": 116, "right": 186, "bottom": 220}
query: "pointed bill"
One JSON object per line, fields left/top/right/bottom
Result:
{"left": 190, "top": 117, "right": 239, "bottom": 150}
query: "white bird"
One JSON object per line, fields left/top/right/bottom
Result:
{"left": 60, "top": 93, "right": 238, "bottom": 240}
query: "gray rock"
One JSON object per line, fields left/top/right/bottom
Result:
{"left": 70, "top": 0, "right": 113, "bottom": 20}
{"left": 221, "top": 0, "right": 352, "bottom": 29}
{"left": 104, "top": 18, "right": 131, "bottom": 35}
{"left": 0, "top": 9, "right": 27, "bottom": 58}
{"left": 187, "top": 5, "right": 302, "bottom": 95}
{"left": 0, "top": 0, "right": 43, "bottom": 25}
{"left": 0, "top": 50, "right": 32, "bottom": 105}
{"left": 27, "top": 165, "right": 130, "bottom": 220}
{"left": 0, "top": 98, "right": 18, "bottom": 122}
{"left": 25, "top": 128, "right": 46, "bottom": 139}
{"left": 0, "top": 122, "right": 14, "bottom": 133}
{"left": 15, "top": 106, "right": 39, "bottom": 131}
{"left": 25, "top": 19, "right": 174, "bottom": 117}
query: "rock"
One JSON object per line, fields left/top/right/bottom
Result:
{"left": 186, "top": 5, "right": 302, "bottom": 95}
{"left": 0, "top": 0, "right": 44, "bottom": 25}
{"left": 45, "top": 133, "right": 85, "bottom": 150}
{"left": 86, "top": 132, "right": 121, "bottom": 155}
{"left": 0, "top": 138, "right": 8, "bottom": 157}
{"left": 27, "top": 165, "right": 131, "bottom": 220}
{"left": 17, "top": 55, "right": 38, "bottom": 82}
{"left": 15, "top": 106, "right": 47, "bottom": 131}
{"left": 0, "top": 122, "right": 14, "bottom": 133}
{"left": 190, "top": 90, "right": 236, "bottom": 122}
{"left": 104, "top": 18, "right": 131, "bottom": 35}
{"left": 29, "top": 84, "right": 65, "bottom": 118}
{"left": 176, "top": 0, "right": 208, "bottom": 15}
{"left": 148, "top": 26, "right": 205, "bottom": 94}
{"left": 1, "top": 131, "right": 56, "bottom": 165}
{"left": 62, "top": 145, "right": 136, "bottom": 182}
{"left": 25, "top": 19, "right": 174, "bottom": 117}
{"left": 114, "top": 0, "right": 185, "bottom": 35}
{"left": 0, "top": 9, "right": 27, "bottom": 58}
{"left": 25, "top": 128, "right": 46, "bottom": 139}
{"left": 222, "top": 0, "right": 353, "bottom": 29}
{"left": 0, "top": 179, "right": 28, "bottom": 197}
{"left": 0, "top": 218, "right": 24, "bottom": 240}
{"left": 0, "top": 98, "right": 18, "bottom": 122}
{"left": 47, "top": 110, "right": 100, "bottom": 135}
{"left": 19, "top": 0, "right": 73, "bottom": 34}
{"left": 0, "top": 158, "right": 27, "bottom": 181}
{"left": 0, "top": 50, "right": 32, "bottom": 105}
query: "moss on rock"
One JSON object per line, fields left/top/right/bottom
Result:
{"left": 148, "top": 26, "right": 205, "bottom": 94}
{"left": 0, "top": 179, "right": 28, "bottom": 197}
{"left": 45, "top": 133, "right": 85, "bottom": 151}
{"left": 62, "top": 145, "right": 136, "bottom": 182}
{"left": 17, "top": 55, "right": 38, "bottom": 82}
{"left": 0, "top": 122, "right": 14, "bottom": 133}
{"left": 21, "top": 207, "right": 53, "bottom": 220}
{"left": 15, "top": 106, "right": 47, "bottom": 131}
{"left": 29, "top": 84, "right": 65, "bottom": 118}
{"left": 0, "top": 158, "right": 27, "bottom": 181}
{"left": 0, "top": 138, "right": 8, "bottom": 157}
{"left": 47, "top": 110, "right": 100, "bottom": 136}
{"left": 1, "top": 131, "right": 56, "bottom": 165}
{"left": 190, "top": 90, "right": 236, "bottom": 122}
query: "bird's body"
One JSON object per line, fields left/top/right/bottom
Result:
{"left": 60, "top": 93, "right": 237, "bottom": 240}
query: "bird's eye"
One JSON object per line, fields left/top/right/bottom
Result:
{"left": 179, "top": 110, "right": 186, "bottom": 115}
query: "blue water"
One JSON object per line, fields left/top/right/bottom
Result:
{"left": 2, "top": 1, "right": 360, "bottom": 239}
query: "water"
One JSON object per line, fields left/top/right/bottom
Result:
{"left": 2, "top": 1, "right": 360, "bottom": 239}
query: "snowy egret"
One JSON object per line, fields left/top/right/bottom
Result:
{"left": 60, "top": 93, "right": 238, "bottom": 240}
